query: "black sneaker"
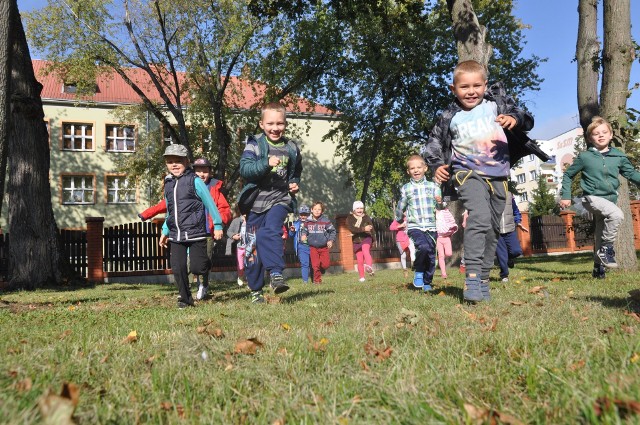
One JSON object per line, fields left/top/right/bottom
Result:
{"left": 507, "top": 259, "right": 515, "bottom": 268}
{"left": 269, "top": 273, "right": 289, "bottom": 294}
{"left": 251, "top": 290, "right": 265, "bottom": 304}
{"left": 177, "top": 300, "right": 194, "bottom": 309}
{"left": 596, "top": 245, "right": 618, "bottom": 268}
{"left": 592, "top": 263, "right": 606, "bottom": 279}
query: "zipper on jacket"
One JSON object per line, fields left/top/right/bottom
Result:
{"left": 173, "top": 178, "right": 181, "bottom": 241}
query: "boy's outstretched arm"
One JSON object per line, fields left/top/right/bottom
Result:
{"left": 195, "top": 178, "right": 224, "bottom": 240}
{"left": 559, "top": 155, "right": 585, "bottom": 208}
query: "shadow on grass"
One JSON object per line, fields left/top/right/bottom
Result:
{"left": 432, "top": 284, "right": 463, "bottom": 301}
{"left": 282, "top": 288, "right": 335, "bottom": 303}
{"left": 584, "top": 295, "right": 640, "bottom": 313}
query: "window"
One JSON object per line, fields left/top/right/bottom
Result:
{"left": 528, "top": 154, "right": 535, "bottom": 162}
{"left": 162, "top": 125, "right": 176, "bottom": 145}
{"left": 62, "top": 83, "right": 77, "bottom": 94}
{"left": 62, "top": 175, "right": 94, "bottom": 204}
{"left": 62, "top": 123, "right": 94, "bottom": 150}
{"left": 106, "top": 125, "right": 136, "bottom": 152}
{"left": 530, "top": 170, "right": 538, "bottom": 181}
{"left": 521, "top": 192, "right": 529, "bottom": 202}
{"left": 106, "top": 175, "right": 136, "bottom": 203}
{"left": 516, "top": 173, "right": 526, "bottom": 184}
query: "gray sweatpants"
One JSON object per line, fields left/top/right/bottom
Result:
{"left": 582, "top": 195, "right": 624, "bottom": 257}
{"left": 454, "top": 170, "right": 507, "bottom": 280}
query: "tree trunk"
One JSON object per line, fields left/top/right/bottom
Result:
{"left": 7, "top": 1, "right": 73, "bottom": 289}
{"left": 446, "top": 0, "right": 492, "bottom": 65}
{"left": 600, "top": 0, "right": 636, "bottom": 270}
{"left": 0, "top": 0, "right": 12, "bottom": 214}
{"left": 576, "top": 0, "right": 600, "bottom": 131}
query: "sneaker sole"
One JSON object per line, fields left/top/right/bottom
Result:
{"left": 272, "top": 284, "right": 290, "bottom": 294}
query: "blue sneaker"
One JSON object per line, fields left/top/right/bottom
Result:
{"left": 423, "top": 283, "right": 433, "bottom": 292}
{"left": 480, "top": 279, "right": 491, "bottom": 301}
{"left": 463, "top": 276, "right": 483, "bottom": 302}
{"left": 412, "top": 272, "right": 424, "bottom": 288}
{"left": 269, "top": 273, "right": 290, "bottom": 294}
{"left": 596, "top": 245, "right": 618, "bottom": 268}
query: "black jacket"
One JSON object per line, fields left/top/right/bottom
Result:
{"left": 164, "top": 169, "right": 208, "bottom": 242}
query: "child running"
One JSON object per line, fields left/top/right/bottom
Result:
{"left": 435, "top": 204, "right": 458, "bottom": 279}
{"left": 289, "top": 205, "right": 312, "bottom": 284}
{"left": 559, "top": 116, "right": 640, "bottom": 277}
{"left": 346, "top": 201, "right": 376, "bottom": 282}
{"left": 301, "top": 201, "right": 336, "bottom": 284}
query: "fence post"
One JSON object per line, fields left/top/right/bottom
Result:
{"left": 86, "top": 217, "right": 105, "bottom": 282}
{"left": 518, "top": 211, "right": 532, "bottom": 257}
{"left": 335, "top": 214, "right": 354, "bottom": 273}
{"left": 630, "top": 200, "right": 640, "bottom": 250}
{"left": 560, "top": 210, "right": 576, "bottom": 252}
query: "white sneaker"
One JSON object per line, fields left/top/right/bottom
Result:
{"left": 359, "top": 277, "right": 366, "bottom": 282}
{"left": 237, "top": 277, "right": 244, "bottom": 287}
{"left": 196, "top": 284, "right": 207, "bottom": 300}
{"left": 501, "top": 277, "right": 509, "bottom": 283}
{"left": 364, "top": 264, "right": 375, "bottom": 276}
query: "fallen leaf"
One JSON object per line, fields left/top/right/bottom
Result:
{"left": 145, "top": 355, "right": 157, "bottom": 365}
{"left": 396, "top": 308, "right": 420, "bottom": 326}
{"left": 122, "top": 330, "right": 137, "bottom": 344}
{"left": 100, "top": 355, "right": 109, "bottom": 364}
{"left": 359, "top": 360, "right": 370, "bottom": 371}
{"left": 599, "top": 327, "right": 614, "bottom": 334}
{"left": 630, "top": 353, "right": 640, "bottom": 363}
{"left": 364, "top": 338, "right": 393, "bottom": 362}
{"left": 272, "top": 418, "right": 285, "bottom": 425}
{"left": 621, "top": 325, "right": 635, "bottom": 335}
{"left": 568, "top": 359, "right": 586, "bottom": 371}
{"left": 593, "top": 397, "right": 640, "bottom": 418}
{"left": 307, "top": 334, "right": 329, "bottom": 352}
{"left": 197, "top": 324, "right": 225, "bottom": 338}
{"left": 528, "top": 285, "right": 546, "bottom": 294}
{"left": 234, "top": 338, "right": 264, "bottom": 355}
{"left": 265, "top": 295, "right": 281, "bottom": 304}
{"left": 16, "top": 377, "right": 32, "bottom": 392}
{"left": 551, "top": 277, "right": 561, "bottom": 282}
{"left": 485, "top": 318, "right": 498, "bottom": 332}
{"left": 437, "top": 291, "right": 445, "bottom": 296}
{"left": 624, "top": 311, "right": 640, "bottom": 322}
{"left": 281, "top": 323, "right": 291, "bottom": 331}
{"left": 160, "top": 401, "right": 172, "bottom": 411}
{"left": 59, "top": 330, "right": 72, "bottom": 340}
{"left": 510, "top": 301, "right": 525, "bottom": 306}
{"left": 463, "top": 403, "right": 525, "bottom": 425}
{"left": 38, "top": 382, "right": 79, "bottom": 425}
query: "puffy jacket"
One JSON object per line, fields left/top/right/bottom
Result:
{"left": 499, "top": 193, "right": 522, "bottom": 234}
{"left": 560, "top": 146, "right": 640, "bottom": 204}
{"left": 424, "top": 82, "right": 542, "bottom": 200}
{"left": 345, "top": 213, "right": 375, "bottom": 244}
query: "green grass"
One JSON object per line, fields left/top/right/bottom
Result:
{"left": 1, "top": 253, "right": 639, "bottom": 424}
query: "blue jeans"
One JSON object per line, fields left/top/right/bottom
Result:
{"left": 496, "top": 231, "right": 522, "bottom": 278}
{"left": 407, "top": 229, "right": 437, "bottom": 284}
{"left": 245, "top": 204, "right": 290, "bottom": 291}
{"left": 297, "top": 244, "right": 311, "bottom": 282}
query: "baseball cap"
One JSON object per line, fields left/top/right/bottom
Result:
{"left": 193, "top": 158, "right": 212, "bottom": 168}
{"left": 163, "top": 144, "right": 189, "bottom": 157}
{"left": 298, "top": 205, "right": 310, "bottom": 214}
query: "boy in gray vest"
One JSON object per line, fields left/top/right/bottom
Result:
{"left": 159, "top": 144, "right": 224, "bottom": 308}
{"left": 238, "top": 102, "right": 302, "bottom": 303}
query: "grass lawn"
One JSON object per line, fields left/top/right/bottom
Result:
{"left": 1, "top": 252, "right": 639, "bottom": 424}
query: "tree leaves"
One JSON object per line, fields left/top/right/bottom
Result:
{"left": 38, "top": 382, "right": 80, "bottom": 425}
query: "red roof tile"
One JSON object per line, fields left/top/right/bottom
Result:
{"left": 33, "top": 59, "right": 334, "bottom": 115}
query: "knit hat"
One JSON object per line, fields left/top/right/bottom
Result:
{"left": 193, "top": 158, "right": 211, "bottom": 168}
{"left": 352, "top": 201, "right": 364, "bottom": 211}
{"left": 163, "top": 144, "right": 188, "bottom": 157}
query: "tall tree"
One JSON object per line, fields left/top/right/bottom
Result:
{"left": 1, "top": 0, "right": 75, "bottom": 289}
{"left": 529, "top": 175, "right": 558, "bottom": 217}
{"left": 576, "top": 0, "right": 637, "bottom": 270}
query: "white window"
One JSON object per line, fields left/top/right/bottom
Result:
{"left": 530, "top": 170, "right": 538, "bottom": 181}
{"left": 106, "top": 125, "right": 136, "bottom": 152}
{"left": 62, "top": 175, "right": 94, "bottom": 204}
{"left": 516, "top": 173, "right": 526, "bottom": 184}
{"left": 62, "top": 123, "right": 94, "bottom": 150}
{"left": 528, "top": 154, "right": 535, "bottom": 162}
{"left": 106, "top": 175, "right": 136, "bottom": 203}
{"left": 521, "top": 192, "right": 529, "bottom": 202}
{"left": 163, "top": 125, "right": 176, "bottom": 145}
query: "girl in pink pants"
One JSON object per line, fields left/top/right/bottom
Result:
{"left": 346, "top": 201, "right": 376, "bottom": 282}
{"left": 435, "top": 206, "right": 458, "bottom": 279}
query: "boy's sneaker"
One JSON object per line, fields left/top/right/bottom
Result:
{"left": 592, "top": 263, "right": 606, "bottom": 279}
{"left": 177, "top": 299, "right": 194, "bottom": 309}
{"left": 423, "top": 283, "right": 433, "bottom": 292}
{"left": 501, "top": 277, "right": 509, "bottom": 283}
{"left": 269, "top": 273, "right": 289, "bottom": 294}
{"left": 364, "top": 264, "right": 375, "bottom": 276}
{"left": 463, "top": 276, "right": 483, "bottom": 302}
{"left": 507, "top": 259, "right": 515, "bottom": 268}
{"left": 596, "top": 245, "right": 618, "bottom": 268}
{"left": 196, "top": 284, "right": 208, "bottom": 300}
{"left": 237, "top": 277, "right": 244, "bottom": 287}
{"left": 480, "top": 279, "right": 491, "bottom": 301}
{"left": 412, "top": 272, "right": 424, "bottom": 288}
{"left": 250, "top": 290, "right": 265, "bottom": 304}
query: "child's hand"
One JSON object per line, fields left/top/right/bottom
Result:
{"left": 364, "top": 224, "right": 373, "bottom": 232}
{"left": 327, "top": 240, "right": 333, "bottom": 249}
{"left": 435, "top": 195, "right": 442, "bottom": 203}
{"left": 517, "top": 223, "right": 529, "bottom": 233}
{"left": 212, "top": 229, "right": 223, "bottom": 240}
{"left": 496, "top": 114, "right": 516, "bottom": 130}
{"left": 289, "top": 182, "right": 299, "bottom": 194}
{"left": 301, "top": 235, "right": 307, "bottom": 242}
{"left": 268, "top": 155, "right": 281, "bottom": 167}
{"left": 232, "top": 234, "right": 241, "bottom": 240}
{"left": 435, "top": 165, "right": 450, "bottom": 183}
{"left": 159, "top": 234, "right": 169, "bottom": 248}
{"left": 559, "top": 199, "right": 571, "bottom": 209}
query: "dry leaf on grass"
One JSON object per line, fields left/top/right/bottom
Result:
{"left": 59, "top": 330, "right": 72, "bottom": 340}
{"left": 272, "top": 418, "right": 285, "bottom": 425}
{"left": 568, "top": 359, "right": 586, "bottom": 371}
{"left": 621, "top": 325, "right": 635, "bottom": 335}
{"left": 593, "top": 397, "right": 640, "bottom": 418}
{"left": 624, "top": 311, "right": 640, "bottom": 322}
{"left": 15, "top": 377, "right": 32, "bottom": 392}
{"left": 196, "top": 324, "right": 225, "bottom": 338}
{"left": 364, "top": 338, "right": 393, "bottom": 362}
{"left": 234, "top": 338, "right": 264, "bottom": 355}
{"left": 265, "top": 295, "right": 281, "bottom": 304}
{"left": 510, "top": 301, "right": 525, "bottom": 306}
{"left": 630, "top": 353, "right": 640, "bottom": 363}
{"left": 281, "top": 323, "right": 291, "bottom": 331}
{"left": 307, "top": 334, "right": 329, "bottom": 352}
{"left": 99, "top": 355, "right": 109, "bottom": 364}
{"left": 463, "top": 403, "right": 525, "bottom": 425}
{"left": 38, "top": 382, "right": 80, "bottom": 425}
{"left": 122, "top": 330, "right": 137, "bottom": 344}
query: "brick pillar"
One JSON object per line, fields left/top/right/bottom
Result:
{"left": 560, "top": 210, "right": 576, "bottom": 252}
{"left": 630, "top": 200, "right": 640, "bottom": 250}
{"left": 86, "top": 217, "right": 105, "bottom": 282}
{"left": 335, "top": 214, "right": 354, "bottom": 273}
{"left": 518, "top": 211, "right": 532, "bottom": 257}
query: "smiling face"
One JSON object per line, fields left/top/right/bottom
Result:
{"left": 259, "top": 109, "right": 287, "bottom": 142}
{"left": 589, "top": 123, "right": 613, "bottom": 152}
{"left": 165, "top": 155, "right": 188, "bottom": 177}
{"left": 194, "top": 166, "right": 211, "bottom": 182}
{"left": 353, "top": 207, "right": 364, "bottom": 216}
{"left": 450, "top": 70, "right": 488, "bottom": 111}
{"left": 311, "top": 204, "right": 324, "bottom": 219}
{"left": 406, "top": 158, "right": 427, "bottom": 181}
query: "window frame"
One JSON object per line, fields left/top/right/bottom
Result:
{"left": 60, "top": 173, "right": 96, "bottom": 205}
{"left": 105, "top": 123, "right": 137, "bottom": 153}
{"left": 105, "top": 174, "right": 138, "bottom": 204}
{"left": 60, "top": 121, "right": 96, "bottom": 152}
{"left": 516, "top": 173, "right": 526, "bottom": 184}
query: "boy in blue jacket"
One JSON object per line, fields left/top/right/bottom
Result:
{"left": 158, "top": 144, "right": 224, "bottom": 308}
{"left": 238, "top": 102, "right": 303, "bottom": 303}
{"left": 289, "top": 204, "right": 312, "bottom": 284}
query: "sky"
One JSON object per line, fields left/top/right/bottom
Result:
{"left": 17, "top": 0, "right": 640, "bottom": 141}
